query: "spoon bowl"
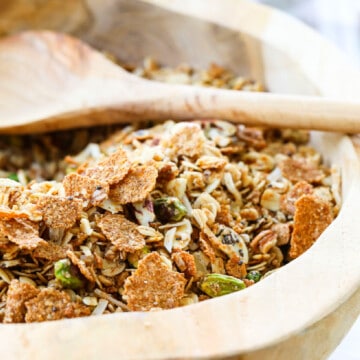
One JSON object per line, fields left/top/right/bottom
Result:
{"left": 0, "top": 30, "right": 360, "bottom": 133}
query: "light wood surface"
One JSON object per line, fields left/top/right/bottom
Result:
{"left": 1, "top": 30, "right": 360, "bottom": 134}
{"left": 0, "top": 1, "right": 360, "bottom": 359}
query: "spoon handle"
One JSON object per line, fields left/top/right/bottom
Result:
{"left": 127, "top": 81, "right": 360, "bottom": 133}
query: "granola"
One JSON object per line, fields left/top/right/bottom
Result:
{"left": 0, "top": 60, "right": 340, "bottom": 323}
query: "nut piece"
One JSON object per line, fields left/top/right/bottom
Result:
{"left": 280, "top": 181, "right": 313, "bottom": 216}
{"left": 97, "top": 214, "right": 145, "bottom": 253}
{"left": 289, "top": 195, "right": 333, "bottom": 259}
{"left": 199, "top": 273, "right": 246, "bottom": 297}
{"left": 196, "top": 156, "right": 227, "bottom": 170}
{"left": 154, "top": 197, "right": 187, "bottom": 223}
{"left": 171, "top": 250, "right": 197, "bottom": 278}
{"left": 54, "top": 258, "right": 84, "bottom": 289}
{"left": 271, "top": 223, "right": 291, "bottom": 246}
{"left": 246, "top": 271, "right": 262, "bottom": 283}
{"left": 123, "top": 252, "right": 186, "bottom": 311}
{"left": 237, "top": 126, "right": 266, "bottom": 150}
{"left": 109, "top": 165, "right": 158, "bottom": 204}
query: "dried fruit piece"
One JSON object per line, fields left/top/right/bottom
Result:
{"left": 154, "top": 197, "right": 187, "bottom": 223}
{"left": 280, "top": 181, "right": 313, "bottom": 216}
{"left": 36, "top": 195, "right": 82, "bottom": 229}
{"left": 54, "top": 258, "right": 84, "bottom": 289}
{"left": 123, "top": 252, "right": 186, "bottom": 311}
{"left": 289, "top": 195, "right": 333, "bottom": 259}
{"left": 199, "top": 273, "right": 245, "bottom": 297}
{"left": 4, "top": 280, "right": 39, "bottom": 323}
{"left": 0, "top": 218, "right": 46, "bottom": 250}
{"left": 24, "top": 288, "right": 90, "bottom": 322}
{"left": 62, "top": 172, "right": 109, "bottom": 207}
{"left": 280, "top": 158, "right": 324, "bottom": 184}
{"left": 97, "top": 214, "right": 145, "bottom": 253}
{"left": 109, "top": 165, "right": 157, "bottom": 204}
{"left": 84, "top": 148, "right": 131, "bottom": 185}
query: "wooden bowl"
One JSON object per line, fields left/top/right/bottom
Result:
{"left": 1, "top": 1, "right": 360, "bottom": 359}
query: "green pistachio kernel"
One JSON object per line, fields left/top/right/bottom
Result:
{"left": 54, "top": 259, "right": 83, "bottom": 290}
{"left": 154, "top": 197, "right": 187, "bottom": 223}
{"left": 246, "top": 270, "right": 262, "bottom": 283}
{"left": 128, "top": 246, "right": 150, "bottom": 268}
{"left": 199, "top": 273, "right": 246, "bottom": 297}
{"left": 7, "top": 173, "right": 19, "bottom": 182}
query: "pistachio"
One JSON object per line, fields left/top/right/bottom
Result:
{"left": 128, "top": 246, "right": 151, "bottom": 268}
{"left": 154, "top": 197, "right": 187, "bottom": 223}
{"left": 7, "top": 173, "right": 19, "bottom": 182}
{"left": 199, "top": 273, "right": 246, "bottom": 297}
{"left": 246, "top": 270, "right": 262, "bottom": 283}
{"left": 54, "top": 259, "right": 83, "bottom": 290}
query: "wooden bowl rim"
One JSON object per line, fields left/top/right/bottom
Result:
{"left": 1, "top": 1, "right": 360, "bottom": 359}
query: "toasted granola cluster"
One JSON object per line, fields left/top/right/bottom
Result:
{"left": 0, "top": 61, "right": 340, "bottom": 323}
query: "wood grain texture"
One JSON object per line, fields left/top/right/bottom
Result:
{"left": 0, "top": 0, "right": 359, "bottom": 359}
{"left": 0, "top": 0, "right": 91, "bottom": 36}
{"left": 0, "top": 30, "right": 360, "bottom": 133}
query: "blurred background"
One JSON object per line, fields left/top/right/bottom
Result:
{"left": 251, "top": 1, "right": 359, "bottom": 358}
{"left": 252, "top": 0, "right": 360, "bottom": 66}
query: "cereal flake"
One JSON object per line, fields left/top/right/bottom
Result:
{"left": 63, "top": 172, "right": 109, "bottom": 207}
{"left": 225, "top": 256, "right": 247, "bottom": 279}
{"left": 84, "top": 148, "right": 131, "bottom": 185}
{"left": 280, "top": 158, "right": 324, "bottom": 184}
{"left": 0, "top": 218, "right": 46, "bottom": 250}
{"left": 163, "top": 122, "right": 205, "bottom": 158}
{"left": 97, "top": 214, "right": 145, "bottom": 253}
{"left": 109, "top": 165, "right": 157, "bottom": 204}
{"left": 289, "top": 195, "right": 333, "bottom": 259}
{"left": 66, "top": 250, "right": 95, "bottom": 282}
{"left": 4, "top": 280, "right": 40, "bottom": 323}
{"left": 25, "top": 288, "right": 90, "bottom": 322}
{"left": 33, "top": 242, "right": 67, "bottom": 262}
{"left": 123, "top": 252, "right": 186, "bottom": 311}
{"left": 36, "top": 195, "right": 82, "bottom": 229}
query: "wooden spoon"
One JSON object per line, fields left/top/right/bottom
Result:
{"left": 0, "top": 30, "right": 359, "bottom": 134}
